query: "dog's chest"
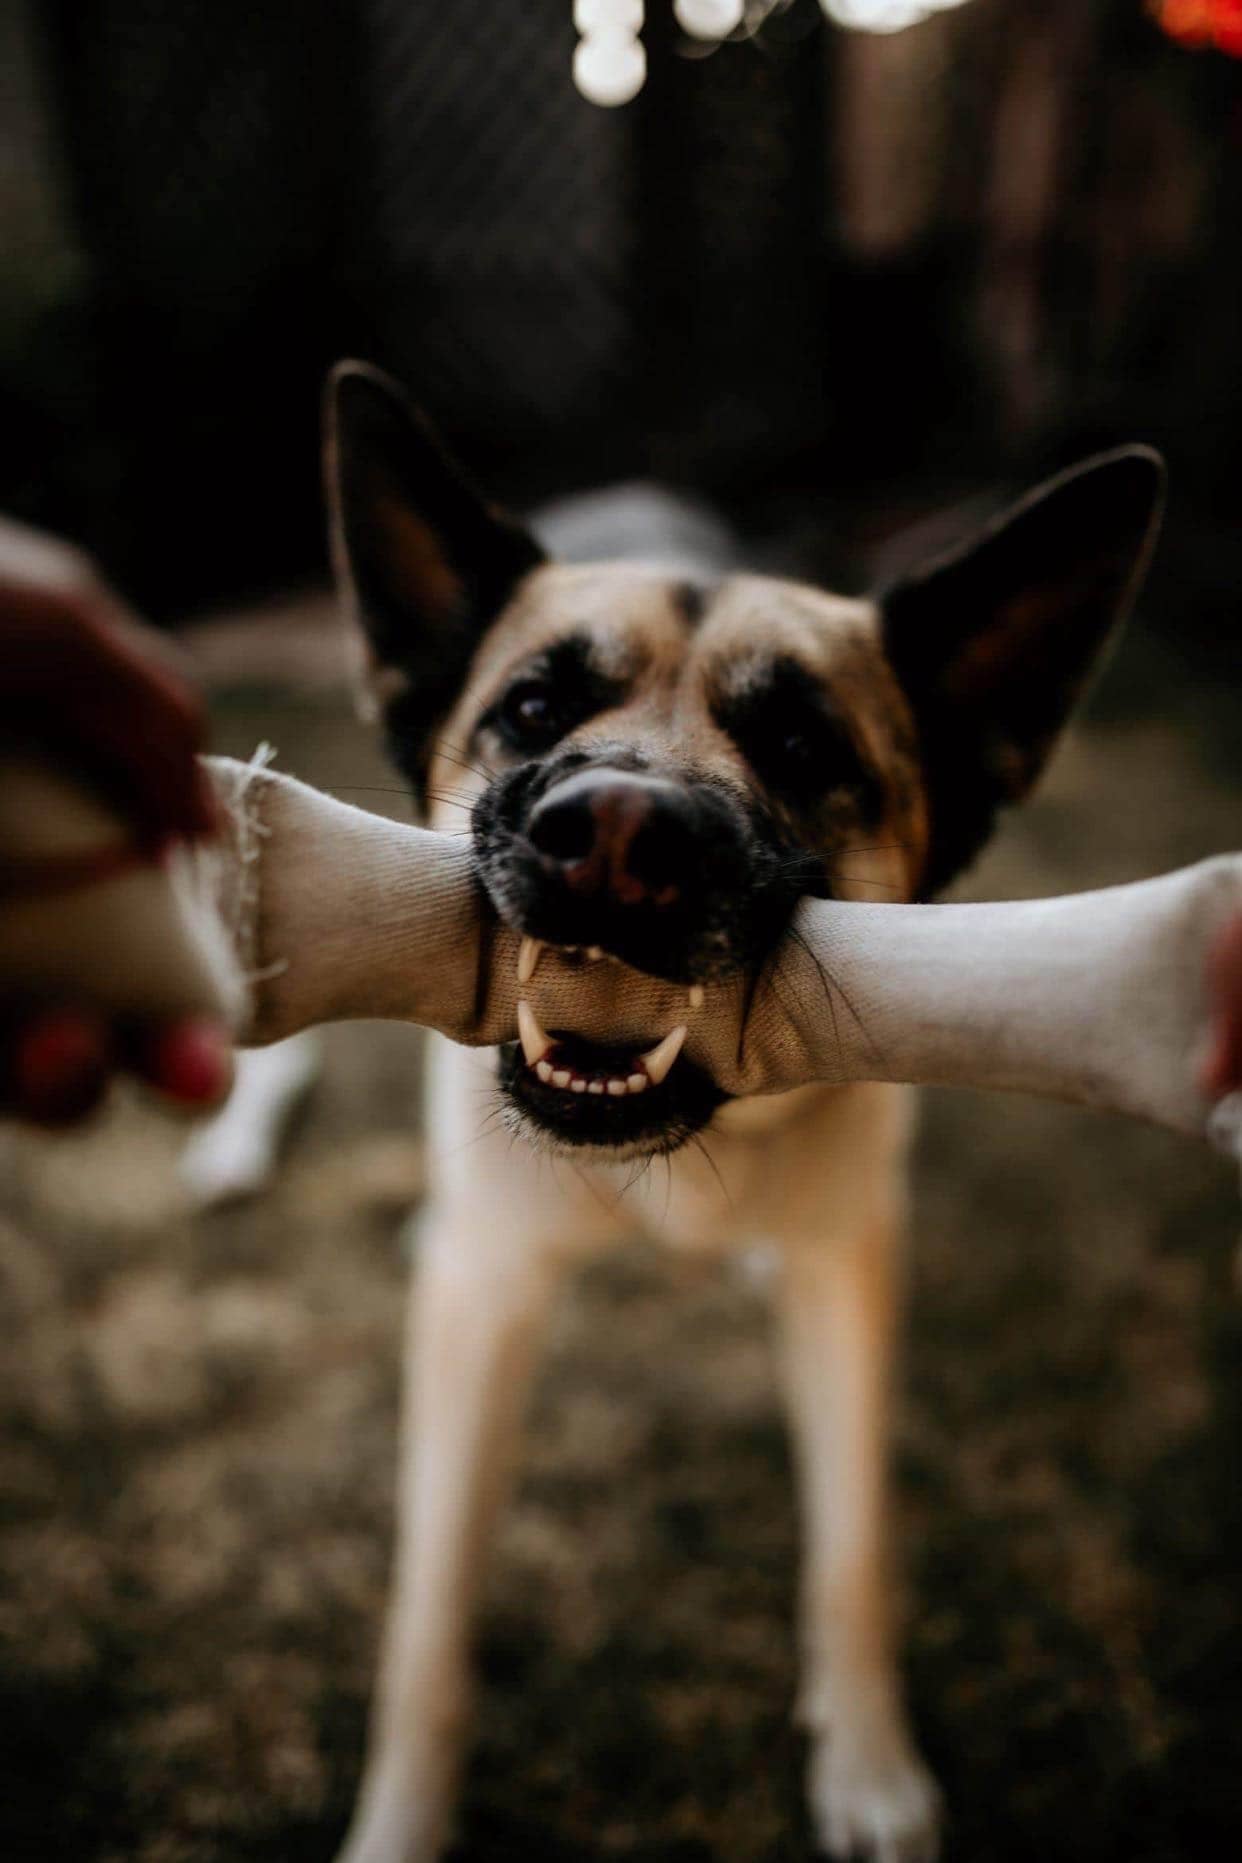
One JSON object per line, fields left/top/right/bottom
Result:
{"left": 618, "top": 1082, "right": 909, "bottom": 1252}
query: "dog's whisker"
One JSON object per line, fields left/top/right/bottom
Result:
{"left": 568, "top": 1160, "right": 624, "bottom": 1220}
{"left": 764, "top": 946, "right": 802, "bottom": 1034}
{"left": 436, "top": 738, "right": 492, "bottom": 782}
{"left": 329, "top": 783, "right": 415, "bottom": 798}
{"left": 440, "top": 1109, "right": 509, "bottom": 1161}
{"left": 425, "top": 776, "right": 477, "bottom": 795}
{"left": 688, "top": 1130, "right": 731, "bottom": 1210}
{"left": 619, "top": 1154, "right": 649, "bottom": 1199}
{"left": 786, "top": 923, "right": 843, "bottom": 1072}
{"left": 425, "top": 785, "right": 479, "bottom": 808}
{"left": 787, "top": 922, "right": 885, "bottom": 1070}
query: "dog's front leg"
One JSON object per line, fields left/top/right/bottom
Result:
{"left": 337, "top": 1210, "right": 566, "bottom": 1863}
{"left": 776, "top": 1202, "right": 940, "bottom": 1863}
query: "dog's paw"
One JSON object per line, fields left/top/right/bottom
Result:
{"left": 335, "top": 1806, "right": 443, "bottom": 1863}
{"left": 808, "top": 1719, "right": 941, "bottom": 1863}
{"left": 334, "top": 1754, "right": 459, "bottom": 1863}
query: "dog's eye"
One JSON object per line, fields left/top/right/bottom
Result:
{"left": 721, "top": 687, "right": 884, "bottom": 818}
{"left": 497, "top": 678, "right": 567, "bottom": 749}
{"left": 737, "top": 714, "right": 832, "bottom": 794}
{"left": 484, "top": 636, "right": 626, "bottom": 755}
{"left": 760, "top": 717, "right": 880, "bottom": 811}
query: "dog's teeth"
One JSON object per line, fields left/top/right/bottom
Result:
{"left": 517, "top": 998, "right": 551, "bottom": 1068}
{"left": 571, "top": 1077, "right": 587, "bottom": 1093}
{"left": 626, "top": 1073, "right": 647, "bottom": 1093}
{"left": 587, "top": 1079, "right": 606, "bottom": 1094}
{"left": 586, "top": 945, "right": 604, "bottom": 962}
{"left": 517, "top": 937, "right": 543, "bottom": 986}
{"left": 642, "top": 1024, "right": 688, "bottom": 1086}
{"left": 536, "top": 1059, "right": 554, "bottom": 1083}
{"left": 552, "top": 1068, "right": 571, "bottom": 1089}
{"left": 607, "top": 1077, "right": 627, "bottom": 1096}
{"left": 688, "top": 984, "right": 705, "bottom": 1010}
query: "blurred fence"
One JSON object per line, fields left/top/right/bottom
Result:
{"left": 1, "top": 0, "right": 1240, "bottom": 614}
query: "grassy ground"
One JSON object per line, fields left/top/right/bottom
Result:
{"left": 0, "top": 593, "right": 1238, "bottom": 1861}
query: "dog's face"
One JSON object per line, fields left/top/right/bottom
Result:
{"left": 326, "top": 363, "right": 1164, "bottom": 1159}
{"left": 434, "top": 564, "right": 929, "bottom": 1154}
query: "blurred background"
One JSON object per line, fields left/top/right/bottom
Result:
{"left": 1, "top": 2, "right": 1240, "bottom": 1859}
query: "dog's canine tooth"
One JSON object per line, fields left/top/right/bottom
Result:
{"left": 517, "top": 936, "right": 543, "bottom": 986}
{"left": 688, "top": 984, "right": 705, "bottom": 1010}
{"left": 642, "top": 1024, "right": 688, "bottom": 1086}
{"left": 517, "top": 998, "right": 551, "bottom": 1068}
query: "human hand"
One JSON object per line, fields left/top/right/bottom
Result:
{"left": 0, "top": 519, "right": 232, "bottom": 1123}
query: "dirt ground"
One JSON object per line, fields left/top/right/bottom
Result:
{"left": 0, "top": 589, "right": 1239, "bottom": 1862}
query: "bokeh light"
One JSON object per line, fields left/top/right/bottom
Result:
{"left": 820, "top": 0, "right": 974, "bottom": 34}
{"left": 1151, "top": 0, "right": 1242, "bottom": 55}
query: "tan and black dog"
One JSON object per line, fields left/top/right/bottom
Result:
{"left": 325, "top": 361, "right": 1164, "bottom": 1863}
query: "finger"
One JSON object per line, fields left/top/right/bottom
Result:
{"left": 126, "top": 1016, "right": 234, "bottom": 1109}
{"left": 2, "top": 1005, "right": 113, "bottom": 1125}
{"left": 1, "top": 572, "right": 216, "bottom": 848}
{"left": 1201, "top": 915, "right": 1242, "bottom": 1099}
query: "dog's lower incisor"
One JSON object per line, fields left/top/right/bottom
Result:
{"left": 323, "top": 361, "right": 1164, "bottom": 1863}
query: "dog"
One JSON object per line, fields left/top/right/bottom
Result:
{"left": 324, "top": 361, "right": 1164, "bottom": 1863}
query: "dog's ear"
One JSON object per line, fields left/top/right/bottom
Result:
{"left": 324, "top": 360, "right": 545, "bottom": 786}
{"left": 882, "top": 446, "right": 1165, "bottom": 895}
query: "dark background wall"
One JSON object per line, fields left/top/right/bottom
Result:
{"left": 2, "top": 0, "right": 1240, "bottom": 642}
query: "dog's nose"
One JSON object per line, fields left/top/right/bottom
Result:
{"left": 528, "top": 770, "right": 695, "bottom": 909}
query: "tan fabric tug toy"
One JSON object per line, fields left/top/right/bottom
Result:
{"left": 6, "top": 744, "right": 1236, "bottom": 1164}
{"left": 214, "top": 757, "right": 1242, "bottom": 1161}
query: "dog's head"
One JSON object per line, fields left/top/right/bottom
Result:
{"left": 325, "top": 362, "right": 1164, "bottom": 1159}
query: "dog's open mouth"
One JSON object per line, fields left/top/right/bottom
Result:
{"left": 498, "top": 937, "right": 726, "bottom": 1156}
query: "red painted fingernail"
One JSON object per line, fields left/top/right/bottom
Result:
{"left": 142, "top": 1017, "right": 234, "bottom": 1106}
{"left": 13, "top": 1008, "right": 111, "bottom": 1124}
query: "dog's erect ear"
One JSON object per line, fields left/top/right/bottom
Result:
{"left": 324, "top": 361, "right": 545, "bottom": 783}
{"left": 882, "top": 446, "right": 1165, "bottom": 895}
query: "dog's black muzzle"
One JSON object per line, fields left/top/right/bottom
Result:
{"left": 472, "top": 745, "right": 811, "bottom": 986}
{"left": 472, "top": 745, "right": 817, "bottom": 1155}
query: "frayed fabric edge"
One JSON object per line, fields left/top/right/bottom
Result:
{"left": 194, "top": 745, "right": 289, "bottom": 1036}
